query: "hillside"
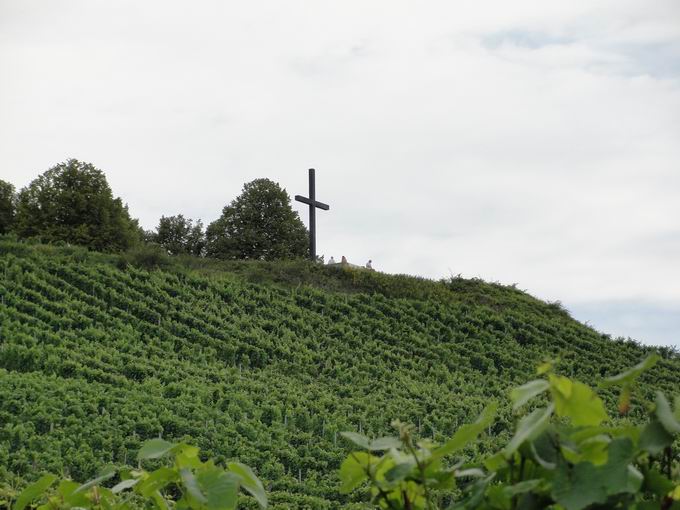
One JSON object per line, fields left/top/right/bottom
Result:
{"left": 1, "top": 237, "right": 679, "bottom": 509}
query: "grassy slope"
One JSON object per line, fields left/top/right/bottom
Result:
{"left": 0, "top": 238, "right": 678, "bottom": 508}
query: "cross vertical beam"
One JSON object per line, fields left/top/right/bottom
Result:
{"left": 308, "top": 169, "right": 317, "bottom": 259}
{"left": 295, "top": 168, "right": 329, "bottom": 261}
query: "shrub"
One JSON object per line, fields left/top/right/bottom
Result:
{"left": 119, "top": 243, "right": 173, "bottom": 271}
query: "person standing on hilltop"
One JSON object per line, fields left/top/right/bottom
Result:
{"left": 341, "top": 255, "right": 347, "bottom": 265}
{"left": 328, "top": 256, "right": 336, "bottom": 264}
{"left": 366, "top": 259, "right": 373, "bottom": 270}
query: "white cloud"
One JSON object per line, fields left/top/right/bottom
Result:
{"left": 1, "top": 0, "right": 679, "bottom": 346}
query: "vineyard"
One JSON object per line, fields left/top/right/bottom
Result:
{"left": 1, "top": 237, "right": 679, "bottom": 508}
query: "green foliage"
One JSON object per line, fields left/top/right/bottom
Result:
{"left": 1, "top": 238, "right": 679, "bottom": 508}
{"left": 602, "top": 354, "right": 660, "bottom": 415}
{"left": 13, "top": 159, "right": 141, "bottom": 252}
{"left": 340, "top": 358, "right": 680, "bottom": 509}
{"left": 9, "top": 439, "right": 266, "bottom": 510}
{"left": 150, "top": 214, "right": 205, "bottom": 256}
{"left": 13, "top": 474, "right": 57, "bottom": 510}
{"left": 120, "top": 243, "right": 174, "bottom": 270}
{"left": 0, "top": 179, "right": 16, "bottom": 234}
{"left": 205, "top": 179, "right": 308, "bottom": 260}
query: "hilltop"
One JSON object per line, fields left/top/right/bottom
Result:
{"left": 1, "top": 237, "right": 679, "bottom": 508}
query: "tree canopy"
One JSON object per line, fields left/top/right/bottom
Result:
{"left": 150, "top": 214, "right": 205, "bottom": 256}
{"left": 13, "top": 159, "right": 141, "bottom": 252}
{"left": 206, "top": 178, "right": 308, "bottom": 260}
{"left": 0, "top": 179, "right": 15, "bottom": 234}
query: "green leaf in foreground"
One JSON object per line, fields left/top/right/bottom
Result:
{"left": 14, "top": 474, "right": 57, "bottom": 510}
{"left": 487, "top": 479, "right": 542, "bottom": 508}
{"left": 433, "top": 403, "right": 497, "bottom": 459}
{"left": 74, "top": 465, "right": 116, "bottom": 494}
{"left": 339, "top": 452, "right": 376, "bottom": 493}
{"left": 601, "top": 354, "right": 659, "bottom": 387}
{"left": 654, "top": 391, "right": 680, "bottom": 435}
{"left": 197, "top": 469, "right": 240, "bottom": 510}
{"left": 137, "top": 438, "right": 178, "bottom": 461}
{"left": 553, "top": 460, "right": 606, "bottom": 510}
{"left": 503, "top": 405, "right": 553, "bottom": 458}
{"left": 639, "top": 419, "right": 674, "bottom": 455}
{"left": 55, "top": 480, "right": 86, "bottom": 506}
{"left": 552, "top": 438, "right": 639, "bottom": 510}
{"left": 384, "top": 461, "right": 416, "bottom": 483}
{"left": 136, "top": 467, "right": 178, "bottom": 497}
{"left": 369, "top": 436, "right": 402, "bottom": 451}
{"left": 181, "top": 468, "right": 208, "bottom": 505}
{"left": 510, "top": 379, "right": 550, "bottom": 411}
{"left": 111, "top": 478, "right": 139, "bottom": 494}
{"left": 550, "top": 376, "right": 608, "bottom": 427}
{"left": 228, "top": 462, "right": 268, "bottom": 508}
{"left": 175, "top": 444, "right": 202, "bottom": 469}
{"left": 340, "top": 432, "right": 371, "bottom": 450}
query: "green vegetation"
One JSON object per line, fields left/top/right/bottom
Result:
{"left": 4, "top": 163, "right": 308, "bottom": 262}
{"left": 206, "top": 178, "right": 308, "bottom": 261}
{"left": 5, "top": 438, "right": 267, "bottom": 510}
{"left": 5, "top": 358, "right": 678, "bottom": 509}
{"left": 12, "top": 160, "right": 141, "bottom": 252}
{"left": 147, "top": 215, "right": 206, "bottom": 257}
{"left": 0, "top": 180, "right": 15, "bottom": 235}
{"left": 1, "top": 237, "right": 679, "bottom": 508}
{"left": 341, "top": 355, "right": 680, "bottom": 509}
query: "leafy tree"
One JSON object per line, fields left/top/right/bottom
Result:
{"left": 13, "top": 159, "right": 141, "bottom": 251}
{"left": 206, "top": 178, "right": 308, "bottom": 260}
{"left": 0, "top": 179, "right": 16, "bottom": 234}
{"left": 151, "top": 214, "right": 205, "bottom": 256}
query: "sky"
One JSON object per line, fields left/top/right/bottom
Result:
{"left": 1, "top": 0, "right": 679, "bottom": 347}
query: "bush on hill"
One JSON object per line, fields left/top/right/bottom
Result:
{"left": 118, "top": 243, "right": 175, "bottom": 271}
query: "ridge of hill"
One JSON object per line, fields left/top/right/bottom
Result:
{"left": 1, "top": 238, "right": 679, "bottom": 508}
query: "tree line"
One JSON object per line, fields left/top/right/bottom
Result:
{"left": 0, "top": 159, "right": 309, "bottom": 260}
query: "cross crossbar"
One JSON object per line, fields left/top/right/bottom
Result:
{"left": 294, "top": 195, "right": 329, "bottom": 210}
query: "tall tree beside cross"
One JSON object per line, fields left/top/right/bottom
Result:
{"left": 205, "top": 178, "right": 308, "bottom": 260}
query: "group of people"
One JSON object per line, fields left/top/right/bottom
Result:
{"left": 327, "top": 255, "right": 373, "bottom": 270}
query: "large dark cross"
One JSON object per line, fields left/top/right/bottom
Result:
{"left": 295, "top": 168, "right": 330, "bottom": 261}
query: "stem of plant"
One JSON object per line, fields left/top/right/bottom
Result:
{"left": 405, "top": 438, "right": 435, "bottom": 510}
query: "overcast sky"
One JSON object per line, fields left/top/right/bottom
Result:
{"left": 1, "top": 1, "right": 679, "bottom": 347}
